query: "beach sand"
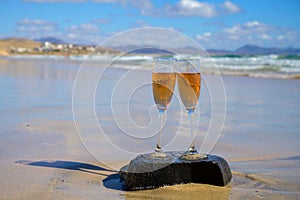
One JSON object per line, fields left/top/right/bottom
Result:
{"left": 0, "top": 58, "right": 299, "bottom": 199}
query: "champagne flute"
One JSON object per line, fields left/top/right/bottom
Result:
{"left": 176, "top": 58, "right": 206, "bottom": 160}
{"left": 152, "top": 57, "right": 176, "bottom": 157}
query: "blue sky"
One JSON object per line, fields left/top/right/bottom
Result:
{"left": 1, "top": 0, "right": 299, "bottom": 49}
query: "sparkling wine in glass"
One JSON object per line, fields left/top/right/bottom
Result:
{"left": 177, "top": 58, "right": 206, "bottom": 160}
{"left": 152, "top": 57, "right": 176, "bottom": 157}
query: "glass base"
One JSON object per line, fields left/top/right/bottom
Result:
{"left": 180, "top": 151, "right": 207, "bottom": 161}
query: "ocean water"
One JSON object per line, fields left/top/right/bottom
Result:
{"left": 2, "top": 54, "right": 300, "bottom": 79}
{"left": 205, "top": 55, "right": 300, "bottom": 79}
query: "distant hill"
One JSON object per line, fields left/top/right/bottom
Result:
{"left": 206, "top": 48, "right": 231, "bottom": 55}
{"left": 233, "top": 44, "right": 300, "bottom": 55}
{"left": 35, "top": 37, "right": 67, "bottom": 44}
{"left": 200, "top": 45, "right": 300, "bottom": 55}
{"left": 0, "top": 38, "right": 41, "bottom": 55}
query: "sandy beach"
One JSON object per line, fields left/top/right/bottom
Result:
{"left": 0, "top": 58, "right": 299, "bottom": 199}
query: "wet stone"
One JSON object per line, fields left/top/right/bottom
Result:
{"left": 119, "top": 151, "right": 232, "bottom": 191}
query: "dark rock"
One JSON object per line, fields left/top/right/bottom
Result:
{"left": 119, "top": 151, "right": 232, "bottom": 191}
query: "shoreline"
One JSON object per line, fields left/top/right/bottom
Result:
{"left": 1, "top": 55, "right": 300, "bottom": 80}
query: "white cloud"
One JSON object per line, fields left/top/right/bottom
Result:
{"left": 221, "top": 1, "right": 241, "bottom": 13}
{"left": 174, "top": 0, "right": 217, "bottom": 17}
{"left": 161, "top": 0, "right": 241, "bottom": 18}
{"left": 23, "top": 0, "right": 86, "bottom": 2}
{"left": 162, "top": 0, "right": 217, "bottom": 18}
{"left": 260, "top": 34, "right": 272, "bottom": 40}
{"left": 204, "top": 32, "right": 211, "bottom": 37}
{"left": 196, "top": 32, "right": 211, "bottom": 41}
{"left": 14, "top": 18, "right": 104, "bottom": 44}
{"left": 223, "top": 25, "right": 242, "bottom": 34}
{"left": 23, "top": 0, "right": 241, "bottom": 18}
{"left": 129, "top": 0, "right": 154, "bottom": 15}
{"left": 196, "top": 21, "right": 300, "bottom": 49}
{"left": 180, "top": 0, "right": 203, "bottom": 9}
{"left": 277, "top": 35, "right": 284, "bottom": 40}
{"left": 66, "top": 33, "right": 76, "bottom": 38}
{"left": 65, "top": 23, "right": 104, "bottom": 44}
{"left": 15, "top": 18, "right": 59, "bottom": 39}
{"left": 245, "top": 21, "right": 261, "bottom": 27}
{"left": 68, "top": 23, "right": 100, "bottom": 33}
{"left": 17, "top": 18, "right": 56, "bottom": 26}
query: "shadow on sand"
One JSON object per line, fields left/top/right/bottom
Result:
{"left": 15, "top": 160, "right": 130, "bottom": 191}
{"left": 15, "top": 160, "right": 123, "bottom": 190}
{"left": 15, "top": 160, "right": 117, "bottom": 176}
{"left": 102, "top": 174, "right": 123, "bottom": 191}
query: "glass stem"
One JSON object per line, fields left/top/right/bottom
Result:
{"left": 155, "top": 109, "right": 165, "bottom": 152}
{"left": 188, "top": 110, "right": 197, "bottom": 154}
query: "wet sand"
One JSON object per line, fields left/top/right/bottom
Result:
{"left": 0, "top": 58, "right": 299, "bottom": 199}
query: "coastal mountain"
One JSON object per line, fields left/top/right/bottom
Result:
{"left": 206, "top": 48, "right": 230, "bottom": 55}
{"left": 35, "top": 37, "right": 67, "bottom": 44}
{"left": 0, "top": 38, "right": 41, "bottom": 49}
{"left": 233, "top": 44, "right": 300, "bottom": 55}
{"left": 0, "top": 38, "right": 41, "bottom": 55}
{"left": 191, "top": 45, "right": 300, "bottom": 55}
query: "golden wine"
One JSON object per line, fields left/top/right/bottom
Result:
{"left": 152, "top": 72, "right": 176, "bottom": 110}
{"left": 177, "top": 73, "right": 201, "bottom": 111}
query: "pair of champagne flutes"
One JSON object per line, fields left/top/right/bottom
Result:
{"left": 152, "top": 57, "right": 206, "bottom": 160}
